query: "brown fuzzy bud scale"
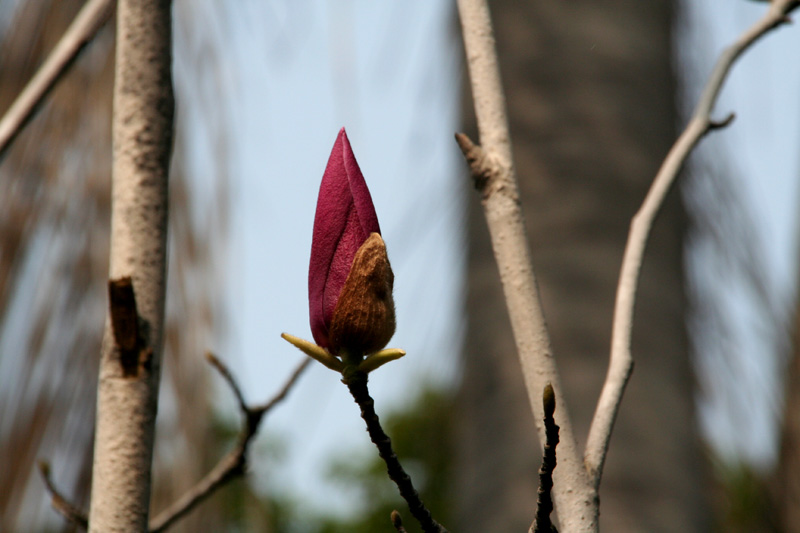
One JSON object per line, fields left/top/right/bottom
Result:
{"left": 329, "top": 233, "right": 396, "bottom": 358}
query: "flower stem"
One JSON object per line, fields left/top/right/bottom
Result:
{"left": 342, "top": 369, "right": 448, "bottom": 533}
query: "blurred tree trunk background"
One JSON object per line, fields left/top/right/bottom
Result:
{"left": 775, "top": 309, "right": 800, "bottom": 532}
{"left": 454, "top": 1, "right": 712, "bottom": 531}
{"left": 0, "top": 1, "right": 228, "bottom": 531}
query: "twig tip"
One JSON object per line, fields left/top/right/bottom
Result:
{"left": 709, "top": 112, "right": 736, "bottom": 130}
{"left": 454, "top": 131, "right": 476, "bottom": 153}
{"left": 543, "top": 383, "right": 556, "bottom": 418}
{"left": 38, "top": 459, "right": 51, "bottom": 477}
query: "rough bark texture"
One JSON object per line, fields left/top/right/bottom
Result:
{"left": 455, "top": 1, "right": 711, "bottom": 531}
{"left": 88, "top": 1, "right": 174, "bottom": 531}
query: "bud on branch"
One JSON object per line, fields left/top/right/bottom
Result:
{"left": 284, "top": 128, "right": 402, "bottom": 373}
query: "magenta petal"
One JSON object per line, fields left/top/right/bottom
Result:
{"left": 309, "top": 128, "right": 380, "bottom": 348}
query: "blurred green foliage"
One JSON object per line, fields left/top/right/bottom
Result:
{"left": 208, "top": 384, "right": 455, "bottom": 532}
{"left": 712, "top": 461, "right": 778, "bottom": 533}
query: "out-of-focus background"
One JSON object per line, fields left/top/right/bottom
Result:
{"left": 1, "top": 1, "right": 798, "bottom": 532}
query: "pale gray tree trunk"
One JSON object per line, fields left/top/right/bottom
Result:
{"left": 455, "top": 1, "right": 711, "bottom": 531}
{"left": 0, "top": 1, "right": 230, "bottom": 531}
{"left": 88, "top": 1, "right": 174, "bottom": 531}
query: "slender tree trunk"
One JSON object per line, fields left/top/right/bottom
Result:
{"left": 88, "top": 1, "right": 174, "bottom": 531}
{"left": 455, "top": 1, "right": 711, "bottom": 531}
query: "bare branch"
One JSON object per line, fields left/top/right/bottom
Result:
{"left": 254, "top": 356, "right": 312, "bottom": 413}
{"left": 38, "top": 461, "right": 88, "bottom": 530}
{"left": 456, "top": 0, "right": 596, "bottom": 529}
{"left": 531, "top": 384, "right": 559, "bottom": 533}
{"left": 584, "top": 0, "right": 800, "bottom": 487}
{"left": 391, "top": 510, "right": 408, "bottom": 533}
{"left": 0, "top": 0, "right": 113, "bottom": 159}
{"left": 205, "top": 352, "right": 248, "bottom": 412}
{"left": 148, "top": 356, "right": 309, "bottom": 533}
{"left": 40, "top": 356, "right": 309, "bottom": 533}
{"left": 342, "top": 369, "right": 447, "bottom": 533}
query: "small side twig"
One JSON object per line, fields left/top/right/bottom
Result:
{"left": 454, "top": 132, "right": 494, "bottom": 193}
{"left": 531, "top": 384, "right": 559, "bottom": 533}
{"left": 584, "top": 0, "right": 800, "bottom": 488}
{"left": 149, "top": 354, "right": 310, "bottom": 532}
{"left": 40, "top": 355, "right": 309, "bottom": 532}
{"left": 343, "top": 370, "right": 448, "bottom": 533}
{"left": 0, "top": 0, "right": 114, "bottom": 159}
{"left": 38, "top": 461, "right": 88, "bottom": 530}
{"left": 391, "top": 510, "right": 408, "bottom": 533}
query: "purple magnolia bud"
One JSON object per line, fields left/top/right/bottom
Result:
{"left": 308, "top": 128, "right": 388, "bottom": 352}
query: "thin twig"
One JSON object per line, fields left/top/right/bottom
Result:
{"left": 583, "top": 0, "right": 800, "bottom": 487}
{"left": 38, "top": 461, "right": 89, "bottom": 530}
{"left": 531, "top": 385, "right": 559, "bottom": 533}
{"left": 39, "top": 356, "right": 309, "bottom": 532}
{"left": 0, "top": 0, "right": 113, "bottom": 160}
{"left": 343, "top": 369, "right": 448, "bottom": 533}
{"left": 391, "top": 510, "right": 408, "bottom": 533}
{"left": 149, "top": 356, "right": 310, "bottom": 532}
{"left": 456, "top": 0, "right": 596, "bottom": 530}
{"left": 255, "top": 356, "right": 312, "bottom": 412}
{"left": 205, "top": 351, "right": 248, "bottom": 411}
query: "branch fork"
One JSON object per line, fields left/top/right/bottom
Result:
{"left": 41, "top": 354, "right": 310, "bottom": 532}
{"left": 457, "top": 0, "right": 799, "bottom": 530}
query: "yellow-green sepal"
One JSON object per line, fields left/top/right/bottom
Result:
{"left": 358, "top": 347, "right": 406, "bottom": 374}
{"left": 281, "top": 333, "right": 345, "bottom": 372}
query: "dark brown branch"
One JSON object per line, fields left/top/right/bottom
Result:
{"left": 38, "top": 461, "right": 88, "bottom": 530}
{"left": 254, "top": 354, "right": 312, "bottom": 413}
{"left": 531, "top": 384, "right": 559, "bottom": 533}
{"left": 205, "top": 351, "right": 248, "bottom": 411}
{"left": 342, "top": 369, "right": 448, "bottom": 533}
{"left": 708, "top": 112, "right": 736, "bottom": 130}
{"left": 149, "top": 355, "right": 310, "bottom": 532}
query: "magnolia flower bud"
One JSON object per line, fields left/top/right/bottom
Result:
{"left": 308, "top": 127, "right": 381, "bottom": 351}
{"left": 287, "top": 127, "right": 402, "bottom": 372}
{"left": 329, "top": 233, "right": 396, "bottom": 358}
